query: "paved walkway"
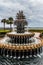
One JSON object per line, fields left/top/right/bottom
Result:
{"left": 34, "top": 32, "right": 40, "bottom": 38}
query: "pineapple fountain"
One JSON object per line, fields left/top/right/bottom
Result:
{"left": 0, "top": 11, "right": 43, "bottom": 59}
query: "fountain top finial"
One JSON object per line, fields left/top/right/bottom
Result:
{"left": 14, "top": 11, "right": 28, "bottom": 33}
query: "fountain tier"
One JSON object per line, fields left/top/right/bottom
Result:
{"left": 7, "top": 32, "right": 34, "bottom": 44}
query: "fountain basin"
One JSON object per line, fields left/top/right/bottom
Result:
{"left": 0, "top": 40, "right": 42, "bottom": 58}
{"left": 6, "top": 32, "right": 35, "bottom": 44}
{"left": 0, "top": 40, "right": 42, "bottom": 50}
{"left": 7, "top": 32, "right": 34, "bottom": 37}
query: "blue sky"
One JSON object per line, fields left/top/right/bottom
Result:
{"left": 0, "top": 0, "right": 43, "bottom": 27}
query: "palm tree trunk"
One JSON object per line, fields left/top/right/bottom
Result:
{"left": 4, "top": 23, "right": 5, "bottom": 30}
{"left": 10, "top": 24, "right": 12, "bottom": 30}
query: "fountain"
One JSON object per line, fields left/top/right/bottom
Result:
{"left": 0, "top": 11, "right": 43, "bottom": 59}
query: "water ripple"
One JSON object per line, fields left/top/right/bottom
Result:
{"left": 0, "top": 49, "right": 43, "bottom": 65}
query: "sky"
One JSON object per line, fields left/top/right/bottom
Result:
{"left": 0, "top": 0, "right": 43, "bottom": 27}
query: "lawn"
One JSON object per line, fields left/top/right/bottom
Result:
{"left": 0, "top": 29, "right": 43, "bottom": 33}
{"left": 0, "top": 30, "right": 10, "bottom": 33}
{"left": 0, "top": 29, "right": 10, "bottom": 37}
{"left": 29, "top": 29, "right": 43, "bottom": 33}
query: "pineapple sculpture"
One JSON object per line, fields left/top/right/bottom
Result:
{"left": 14, "top": 11, "right": 27, "bottom": 33}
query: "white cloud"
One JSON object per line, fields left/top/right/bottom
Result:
{"left": 0, "top": 0, "right": 43, "bottom": 27}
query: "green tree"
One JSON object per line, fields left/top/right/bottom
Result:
{"left": 7, "top": 17, "right": 13, "bottom": 30}
{"left": 1, "top": 19, "right": 6, "bottom": 30}
{"left": 9, "top": 17, "right": 13, "bottom": 29}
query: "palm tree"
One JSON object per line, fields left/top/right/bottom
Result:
{"left": 9, "top": 17, "right": 13, "bottom": 29}
{"left": 6, "top": 17, "right": 13, "bottom": 30}
{"left": 14, "top": 11, "right": 28, "bottom": 33}
{"left": 1, "top": 19, "right": 6, "bottom": 30}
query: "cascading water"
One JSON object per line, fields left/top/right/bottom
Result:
{"left": 0, "top": 34, "right": 42, "bottom": 59}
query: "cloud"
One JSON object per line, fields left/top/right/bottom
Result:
{"left": 0, "top": 0, "right": 43, "bottom": 27}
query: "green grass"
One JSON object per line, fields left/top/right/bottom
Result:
{"left": 0, "top": 29, "right": 10, "bottom": 37}
{"left": 0, "top": 30, "right": 10, "bottom": 33}
{"left": 29, "top": 29, "right": 43, "bottom": 33}
{"left": 0, "top": 29, "right": 43, "bottom": 33}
